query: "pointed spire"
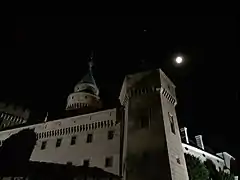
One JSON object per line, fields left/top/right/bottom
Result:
{"left": 79, "top": 51, "right": 97, "bottom": 85}
{"left": 88, "top": 51, "right": 94, "bottom": 72}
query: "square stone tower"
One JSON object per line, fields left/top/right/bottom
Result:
{"left": 119, "top": 69, "right": 189, "bottom": 180}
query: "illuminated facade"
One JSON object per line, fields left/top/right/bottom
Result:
{"left": 0, "top": 64, "right": 236, "bottom": 180}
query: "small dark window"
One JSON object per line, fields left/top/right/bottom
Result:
{"left": 105, "top": 157, "right": 113, "bottom": 167}
{"left": 140, "top": 115, "right": 149, "bottom": 128}
{"left": 83, "top": 159, "right": 89, "bottom": 167}
{"left": 168, "top": 113, "right": 175, "bottom": 134}
{"left": 168, "top": 84, "right": 171, "bottom": 90}
{"left": 176, "top": 157, "right": 181, "bottom": 164}
{"left": 108, "top": 131, "right": 114, "bottom": 140}
{"left": 41, "top": 141, "right": 47, "bottom": 150}
{"left": 56, "top": 138, "right": 62, "bottom": 148}
{"left": 71, "top": 136, "right": 76, "bottom": 145}
{"left": 185, "top": 147, "right": 189, "bottom": 151}
{"left": 202, "top": 154, "right": 206, "bottom": 157}
{"left": 86, "top": 134, "right": 93, "bottom": 143}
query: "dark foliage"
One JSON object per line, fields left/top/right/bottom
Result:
{"left": 0, "top": 128, "right": 37, "bottom": 176}
{"left": 205, "top": 159, "right": 234, "bottom": 180}
{"left": 184, "top": 153, "right": 209, "bottom": 180}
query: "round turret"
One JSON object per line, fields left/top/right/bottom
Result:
{"left": 66, "top": 61, "right": 102, "bottom": 114}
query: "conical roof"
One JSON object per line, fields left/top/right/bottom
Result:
{"left": 74, "top": 61, "right": 99, "bottom": 96}
{"left": 79, "top": 70, "right": 97, "bottom": 87}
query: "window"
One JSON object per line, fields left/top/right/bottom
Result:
{"left": 56, "top": 138, "right": 62, "bottom": 148}
{"left": 83, "top": 159, "right": 90, "bottom": 167}
{"left": 105, "top": 157, "right": 113, "bottom": 167}
{"left": 168, "top": 113, "right": 175, "bottom": 134}
{"left": 41, "top": 141, "right": 47, "bottom": 150}
{"left": 71, "top": 136, "right": 76, "bottom": 145}
{"left": 108, "top": 131, "right": 114, "bottom": 140}
{"left": 176, "top": 157, "right": 181, "bottom": 164}
{"left": 185, "top": 147, "right": 189, "bottom": 151}
{"left": 140, "top": 115, "right": 149, "bottom": 128}
{"left": 86, "top": 134, "right": 93, "bottom": 143}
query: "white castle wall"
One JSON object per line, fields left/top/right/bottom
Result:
{"left": 0, "top": 108, "right": 120, "bottom": 176}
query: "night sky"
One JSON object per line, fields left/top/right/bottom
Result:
{"left": 1, "top": 16, "right": 239, "bottom": 172}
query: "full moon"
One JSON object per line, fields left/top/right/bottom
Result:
{"left": 175, "top": 56, "right": 183, "bottom": 64}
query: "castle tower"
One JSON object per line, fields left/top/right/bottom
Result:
{"left": 66, "top": 60, "right": 102, "bottom": 115}
{"left": 119, "top": 69, "right": 189, "bottom": 180}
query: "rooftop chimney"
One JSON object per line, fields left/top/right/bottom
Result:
{"left": 180, "top": 127, "right": 189, "bottom": 143}
{"left": 195, "top": 135, "right": 204, "bottom": 150}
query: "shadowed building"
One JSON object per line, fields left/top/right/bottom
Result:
{"left": 0, "top": 103, "right": 30, "bottom": 130}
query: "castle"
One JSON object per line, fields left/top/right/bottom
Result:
{"left": 0, "top": 62, "right": 236, "bottom": 180}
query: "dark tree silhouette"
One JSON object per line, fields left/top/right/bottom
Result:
{"left": 184, "top": 153, "right": 209, "bottom": 180}
{"left": 0, "top": 128, "right": 37, "bottom": 176}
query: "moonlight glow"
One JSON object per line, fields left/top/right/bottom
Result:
{"left": 176, "top": 56, "right": 183, "bottom": 64}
